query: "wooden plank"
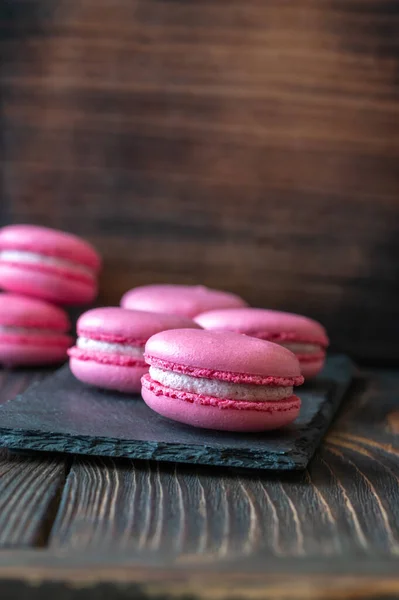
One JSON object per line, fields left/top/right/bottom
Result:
{"left": 48, "top": 367, "right": 399, "bottom": 558}
{"left": 49, "top": 457, "right": 351, "bottom": 557}
{"left": 0, "top": 551, "right": 398, "bottom": 600}
{"left": 1, "top": 553, "right": 399, "bottom": 600}
{"left": 49, "top": 451, "right": 399, "bottom": 558}
{"left": 0, "top": 451, "right": 66, "bottom": 548}
{"left": 1, "top": 575, "right": 397, "bottom": 600}
{"left": 1, "top": 0, "right": 399, "bottom": 362}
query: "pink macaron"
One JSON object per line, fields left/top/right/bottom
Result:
{"left": 0, "top": 293, "right": 72, "bottom": 366}
{"left": 68, "top": 307, "right": 201, "bottom": 393}
{"left": 0, "top": 225, "right": 101, "bottom": 305}
{"left": 195, "top": 308, "right": 329, "bottom": 379}
{"left": 141, "top": 329, "right": 303, "bottom": 432}
{"left": 121, "top": 284, "right": 247, "bottom": 318}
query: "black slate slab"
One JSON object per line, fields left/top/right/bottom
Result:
{"left": 0, "top": 355, "right": 353, "bottom": 470}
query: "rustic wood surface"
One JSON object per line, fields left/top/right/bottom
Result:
{"left": 0, "top": 365, "right": 397, "bottom": 599}
{"left": 2, "top": 0, "right": 399, "bottom": 363}
{"left": 0, "top": 450, "right": 66, "bottom": 548}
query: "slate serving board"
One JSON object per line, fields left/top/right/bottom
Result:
{"left": 0, "top": 355, "right": 353, "bottom": 470}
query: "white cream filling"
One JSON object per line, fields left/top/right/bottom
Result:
{"left": 0, "top": 250, "right": 94, "bottom": 278}
{"left": 77, "top": 337, "right": 145, "bottom": 358}
{"left": 279, "top": 342, "right": 321, "bottom": 354}
{"left": 0, "top": 325, "right": 61, "bottom": 336}
{"left": 149, "top": 367, "right": 293, "bottom": 402}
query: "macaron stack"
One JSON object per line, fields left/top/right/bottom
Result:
{"left": 0, "top": 224, "right": 101, "bottom": 366}
{"left": 65, "top": 281, "right": 328, "bottom": 432}
{"left": 0, "top": 225, "right": 101, "bottom": 305}
{"left": 117, "top": 283, "right": 328, "bottom": 431}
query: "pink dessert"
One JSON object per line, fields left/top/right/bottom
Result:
{"left": 141, "top": 329, "right": 303, "bottom": 432}
{"left": 121, "top": 284, "right": 247, "bottom": 318}
{"left": 68, "top": 307, "right": 201, "bottom": 393}
{"left": 0, "top": 293, "right": 72, "bottom": 366}
{"left": 0, "top": 225, "right": 101, "bottom": 305}
{"left": 195, "top": 308, "right": 329, "bottom": 379}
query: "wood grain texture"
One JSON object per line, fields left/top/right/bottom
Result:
{"left": 1, "top": 0, "right": 399, "bottom": 362}
{"left": 48, "top": 368, "right": 399, "bottom": 559}
{"left": 0, "top": 451, "right": 66, "bottom": 548}
{"left": 49, "top": 457, "right": 357, "bottom": 557}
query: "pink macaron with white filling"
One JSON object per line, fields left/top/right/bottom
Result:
{"left": 141, "top": 329, "right": 304, "bottom": 432}
{"left": 0, "top": 225, "right": 101, "bottom": 305}
{"left": 68, "top": 307, "right": 201, "bottom": 393}
{"left": 0, "top": 293, "right": 72, "bottom": 366}
{"left": 195, "top": 308, "right": 329, "bottom": 379}
{"left": 121, "top": 284, "right": 247, "bottom": 318}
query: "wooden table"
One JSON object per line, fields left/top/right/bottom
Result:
{"left": 0, "top": 367, "right": 398, "bottom": 599}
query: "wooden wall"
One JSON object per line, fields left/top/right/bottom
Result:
{"left": 1, "top": 0, "right": 399, "bottom": 363}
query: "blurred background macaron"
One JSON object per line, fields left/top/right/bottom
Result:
{"left": 121, "top": 284, "right": 247, "bottom": 318}
{"left": 0, "top": 224, "right": 101, "bottom": 305}
{"left": 195, "top": 308, "right": 329, "bottom": 379}
{"left": 0, "top": 293, "right": 72, "bottom": 367}
{"left": 68, "top": 307, "right": 201, "bottom": 393}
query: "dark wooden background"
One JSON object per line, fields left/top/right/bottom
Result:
{"left": 1, "top": 0, "right": 399, "bottom": 363}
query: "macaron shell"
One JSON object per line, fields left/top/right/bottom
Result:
{"left": 0, "top": 263, "right": 97, "bottom": 305}
{"left": 195, "top": 308, "right": 329, "bottom": 346}
{"left": 70, "top": 357, "right": 147, "bottom": 393}
{"left": 121, "top": 284, "right": 247, "bottom": 318}
{"left": 0, "top": 225, "right": 101, "bottom": 271}
{"left": 145, "top": 329, "right": 302, "bottom": 379}
{"left": 0, "top": 293, "right": 70, "bottom": 330}
{"left": 300, "top": 358, "right": 325, "bottom": 379}
{"left": 77, "top": 307, "right": 200, "bottom": 343}
{"left": 0, "top": 337, "right": 72, "bottom": 366}
{"left": 141, "top": 386, "right": 300, "bottom": 432}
